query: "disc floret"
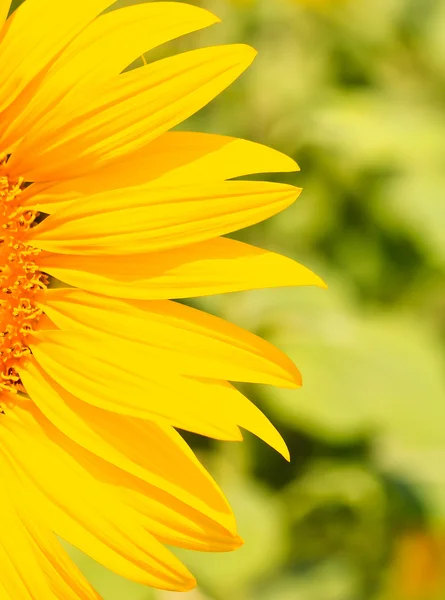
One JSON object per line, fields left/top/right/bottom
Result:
{"left": 0, "top": 173, "right": 46, "bottom": 393}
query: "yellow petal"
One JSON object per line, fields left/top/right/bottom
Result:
{"left": 55, "top": 3, "right": 218, "bottom": 80}
{"left": 39, "top": 237, "right": 326, "bottom": 299}
{"left": 41, "top": 288, "right": 301, "bottom": 388}
{"left": 0, "top": 0, "right": 112, "bottom": 117}
{"left": 0, "top": 403, "right": 196, "bottom": 591}
{"left": 0, "top": 466, "right": 100, "bottom": 599}
{"left": 25, "top": 132, "right": 298, "bottom": 213}
{"left": 48, "top": 418, "right": 241, "bottom": 553}
{"left": 9, "top": 44, "right": 256, "bottom": 181}
{"left": 28, "top": 330, "right": 242, "bottom": 440}
{"left": 27, "top": 330, "right": 288, "bottom": 457}
{"left": 31, "top": 181, "right": 300, "bottom": 255}
{"left": 0, "top": 1, "right": 10, "bottom": 27}
{"left": 0, "top": 3, "right": 218, "bottom": 150}
{"left": 20, "top": 355, "right": 237, "bottom": 534}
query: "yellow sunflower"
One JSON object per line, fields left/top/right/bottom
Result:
{"left": 0, "top": 0, "right": 324, "bottom": 597}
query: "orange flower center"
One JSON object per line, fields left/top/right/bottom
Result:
{"left": 0, "top": 175, "right": 46, "bottom": 393}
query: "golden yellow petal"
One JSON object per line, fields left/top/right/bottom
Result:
{"left": 48, "top": 419, "right": 241, "bottom": 553}
{"left": 0, "top": 0, "right": 10, "bottom": 27}
{"left": 9, "top": 45, "right": 256, "bottom": 180}
{"left": 20, "top": 355, "right": 237, "bottom": 534}
{"left": 0, "top": 403, "right": 196, "bottom": 591}
{"left": 0, "top": 3, "right": 218, "bottom": 150}
{"left": 39, "top": 237, "right": 326, "bottom": 299}
{"left": 41, "top": 288, "right": 301, "bottom": 388}
{"left": 30, "top": 181, "right": 301, "bottom": 255}
{"left": 0, "top": 447, "right": 100, "bottom": 599}
{"left": 27, "top": 330, "right": 289, "bottom": 457}
{"left": 25, "top": 132, "right": 298, "bottom": 213}
{"left": 0, "top": 0, "right": 112, "bottom": 119}
{"left": 28, "top": 330, "right": 243, "bottom": 440}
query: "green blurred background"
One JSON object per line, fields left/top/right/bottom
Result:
{"left": 16, "top": 0, "right": 445, "bottom": 597}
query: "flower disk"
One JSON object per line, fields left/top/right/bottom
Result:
{"left": 0, "top": 1, "right": 326, "bottom": 599}
{"left": 0, "top": 172, "right": 46, "bottom": 395}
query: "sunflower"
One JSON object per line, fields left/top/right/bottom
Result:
{"left": 0, "top": 0, "right": 324, "bottom": 597}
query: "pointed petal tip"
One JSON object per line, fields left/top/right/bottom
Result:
{"left": 283, "top": 260, "right": 328, "bottom": 291}
{"left": 303, "top": 268, "right": 328, "bottom": 290}
{"left": 283, "top": 156, "right": 300, "bottom": 173}
{"left": 233, "top": 43, "right": 258, "bottom": 66}
{"left": 268, "top": 353, "right": 302, "bottom": 390}
{"left": 316, "top": 275, "right": 328, "bottom": 290}
{"left": 257, "top": 425, "right": 290, "bottom": 461}
{"left": 282, "top": 185, "right": 303, "bottom": 203}
{"left": 210, "top": 532, "right": 244, "bottom": 552}
{"left": 263, "top": 418, "right": 291, "bottom": 460}
{"left": 240, "top": 417, "right": 290, "bottom": 461}
{"left": 277, "top": 437, "right": 291, "bottom": 462}
{"left": 282, "top": 365, "right": 303, "bottom": 390}
{"left": 170, "top": 2, "right": 222, "bottom": 28}
{"left": 195, "top": 5, "right": 222, "bottom": 27}
{"left": 168, "top": 561, "right": 197, "bottom": 593}
{"left": 293, "top": 365, "right": 303, "bottom": 388}
{"left": 177, "top": 574, "right": 197, "bottom": 593}
{"left": 210, "top": 13, "right": 222, "bottom": 26}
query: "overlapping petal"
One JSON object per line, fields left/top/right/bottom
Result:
{"left": 0, "top": 402, "right": 196, "bottom": 590}
{"left": 20, "top": 355, "right": 237, "bottom": 533}
{"left": 30, "top": 181, "right": 301, "bottom": 255}
{"left": 0, "top": 3, "right": 218, "bottom": 150}
{"left": 0, "top": 460, "right": 100, "bottom": 599}
{"left": 24, "top": 132, "right": 299, "bottom": 213}
{"left": 9, "top": 44, "right": 256, "bottom": 180}
{"left": 39, "top": 237, "right": 325, "bottom": 300}
{"left": 39, "top": 288, "right": 301, "bottom": 388}
{"left": 0, "top": 0, "right": 10, "bottom": 27}
{"left": 0, "top": 0, "right": 112, "bottom": 116}
{"left": 27, "top": 329, "right": 289, "bottom": 457}
{"left": 29, "top": 330, "right": 238, "bottom": 439}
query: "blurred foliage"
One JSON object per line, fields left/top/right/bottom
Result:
{"left": 18, "top": 0, "right": 445, "bottom": 597}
